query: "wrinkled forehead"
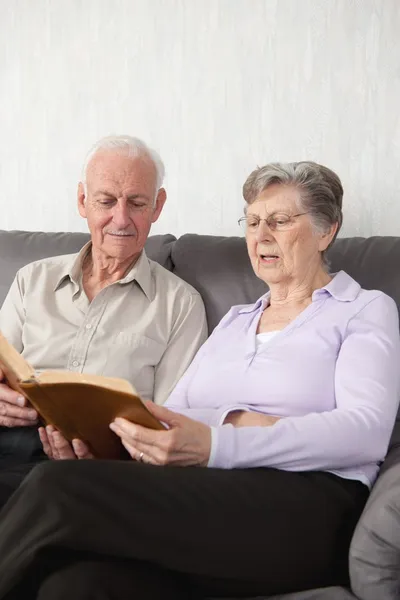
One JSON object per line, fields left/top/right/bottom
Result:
{"left": 247, "top": 184, "right": 301, "bottom": 215}
{"left": 86, "top": 150, "right": 157, "bottom": 191}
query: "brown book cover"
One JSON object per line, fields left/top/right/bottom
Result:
{"left": 0, "top": 331, "right": 165, "bottom": 459}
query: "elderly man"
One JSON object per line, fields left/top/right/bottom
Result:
{"left": 0, "top": 135, "right": 207, "bottom": 505}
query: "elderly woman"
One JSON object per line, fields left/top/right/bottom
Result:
{"left": 0, "top": 161, "right": 398, "bottom": 600}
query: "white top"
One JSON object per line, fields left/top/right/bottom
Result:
{"left": 256, "top": 331, "right": 279, "bottom": 350}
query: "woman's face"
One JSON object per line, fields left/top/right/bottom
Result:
{"left": 246, "top": 184, "right": 336, "bottom": 286}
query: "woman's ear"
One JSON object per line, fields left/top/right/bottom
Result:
{"left": 318, "top": 222, "right": 338, "bottom": 252}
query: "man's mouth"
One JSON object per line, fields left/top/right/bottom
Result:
{"left": 106, "top": 231, "right": 136, "bottom": 237}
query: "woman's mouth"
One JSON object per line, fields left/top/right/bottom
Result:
{"left": 259, "top": 254, "right": 280, "bottom": 264}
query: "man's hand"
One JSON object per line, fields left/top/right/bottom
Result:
{"left": 38, "top": 425, "right": 93, "bottom": 460}
{"left": 0, "top": 367, "right": 38, "bottom": 427}
{"left": 109, "top": 401, "right": 211, "bottom": 467}
{"left": 224, "top": 411, "right": 281, "bottom": 427}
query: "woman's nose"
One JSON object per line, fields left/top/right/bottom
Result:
{"left": 255, "top": 220, "right": 274, "bottom": 242}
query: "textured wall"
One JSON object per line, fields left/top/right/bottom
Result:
{"left": 1, "top": 0, "right": 399, "bottom": 238}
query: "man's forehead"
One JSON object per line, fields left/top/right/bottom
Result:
{"left": 86, "top": 151, "right": 155, "bottom": 182}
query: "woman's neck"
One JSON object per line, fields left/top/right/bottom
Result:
{"left": 268, "top": 268, "right": 331, "bottom": 308}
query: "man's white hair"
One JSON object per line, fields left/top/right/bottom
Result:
{"left": 81, "top": 135, "right": 165, "bottom": 192}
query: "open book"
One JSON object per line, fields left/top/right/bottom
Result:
{"left": 0, "top": 331, "right": 164, "bottom": 459}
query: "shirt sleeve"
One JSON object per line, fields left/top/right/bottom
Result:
{"left": 209, "top": 293, "right": 400, "bottom": 470}
{"left": 0, "top": 271, "right": 26, "bottom": 352}
{"left": 153, "top": 292, "right": 208, "bottom": 405}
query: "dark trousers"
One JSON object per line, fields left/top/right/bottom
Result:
{"left": 0, "top": 427, "right": 47, "bottom": 508}
{"left": 0, "top": 460, "right": 368, "bottom": 600}
{"left": 0, "top": 459, "right": 43, "bottom": 508}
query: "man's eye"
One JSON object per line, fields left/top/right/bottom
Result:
{"left": 99, "top": 200, "right": 114, "bottom": 205}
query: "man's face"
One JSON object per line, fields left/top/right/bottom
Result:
{"left": 78, "top": 150, "right": 166, "bottom": 262}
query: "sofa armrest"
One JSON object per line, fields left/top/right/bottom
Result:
{"left": 350, "top": 446, "right": 400, "bottom": 600}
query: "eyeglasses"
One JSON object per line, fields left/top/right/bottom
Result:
{"left": 238, "top": 212, "right": 308, "bottom": 234}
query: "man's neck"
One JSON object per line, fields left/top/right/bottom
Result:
{"left": 83, "top": 248, "right": 141, "bottom": 286}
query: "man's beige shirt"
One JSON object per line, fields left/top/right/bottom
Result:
{"left": 0, "top": 243, "right": 208, "bottom": 404}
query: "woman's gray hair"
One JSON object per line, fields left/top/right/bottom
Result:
{"left": 243, "top": 161, "right": 343, "bottom": 257}
{"left": 82, "top": 135, "right": 165, "bottom": 195}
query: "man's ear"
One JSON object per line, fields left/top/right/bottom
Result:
{"left": 77, "top": 182, "right": 87, "bottom": 218}
{"left": 151, "top": 188, "right": 167, "bottom": 224}
{"left": 318, "top": 222, "right": 338, "bottom": 252}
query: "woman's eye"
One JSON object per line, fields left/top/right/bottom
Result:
{"left": 274, "top": 217, "right": 290, "bottom": 226}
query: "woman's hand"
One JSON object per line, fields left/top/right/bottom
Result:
{"left": 109, "top": 401, "right": 211, "bottom": 467}
{"left": 39, "top": 425, "right": 94, "bottom": 460}
{"left": 224, "top": 411, "right": 281, "bottom": 427}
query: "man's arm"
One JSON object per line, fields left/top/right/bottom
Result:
{"left": 0, "top": 270, "right": 39, "bottom": 427}
{"left": 153, "top": 292, "right": 208, "bottom": 405}
{"left": 0, "top": 271, "right": 26, "bottom": 351}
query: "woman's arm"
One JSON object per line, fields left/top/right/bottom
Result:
{"left": 165, "top": 307, "right": 255, "bottom": 425}
{"left": 209, "top": 294, "right": 400, "bottom": 471}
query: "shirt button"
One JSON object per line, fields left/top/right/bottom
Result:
{"left": 85, "top": 323, "right": 92, "bottom": 330}
{"left": 72, "top": 360, "right": 79, "bottom": 367}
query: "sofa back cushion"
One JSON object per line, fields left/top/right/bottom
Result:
{"left": 171, "top": 234, "right": 267, "bottom": 333}
{"left": 0, "top": 230, "right": 176, "bottom": 307}
{"left": 172, "top": 234, "right": 400, "bottom": 333}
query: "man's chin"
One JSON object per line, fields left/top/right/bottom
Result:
{"left": 99, "top": 239, "right": 142, "bottom": 259}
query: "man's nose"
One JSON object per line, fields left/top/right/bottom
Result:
{"left": 112, "top": 201, "right": 131, "bottom": 228}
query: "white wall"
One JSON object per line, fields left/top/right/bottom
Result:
{"left": 1, "top": 0, "right": 399, "bottom": 238}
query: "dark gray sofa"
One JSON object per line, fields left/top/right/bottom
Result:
{"left": 2, "top": 229, "right": 400, "bottom": 600}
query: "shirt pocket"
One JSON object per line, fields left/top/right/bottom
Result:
{"left": 102, "top": 333, "right": 166, "bottom": 399}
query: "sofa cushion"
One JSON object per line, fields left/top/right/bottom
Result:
{"left": 0, "top": 230, "right": 176, "bottom": 307}
{"left": 171, "top": 234, "right": 267, "bottom": 333}
{"left": 326, "top": 236, "right": 400, "bottom": 313}
{"left": 172, "top": 234, "right": 400, "bottom": 334}
{"left": 349, "top": 446, "right": 400, "bottom": 600}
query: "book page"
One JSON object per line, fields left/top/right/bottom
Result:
{"left": 0, "top": 331, "right": 35, "bottom": 383}
{"left": 36, "top": 371, "right": 138, "bottom": 396}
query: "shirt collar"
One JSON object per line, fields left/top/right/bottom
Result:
{"left": 53, "top": 241, "right": 91, "bottom": 292}
{"left": 118, "top": 249, "right": 153, "bottom": 301}
{"left": 54, "top": 242, "right": 153, "bottom": 301}
{"left": 238, "top": 270, "right": 361, "bottom": 315}
{"left": 314, "top": 270, "right": 361, "bottom": 302}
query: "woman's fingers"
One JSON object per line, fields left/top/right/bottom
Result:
{"left": 38, "top": 427, "right": 53, "bottom": 459}
{"left": 72, "top": 439, "right": 94, "bottom": 459}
